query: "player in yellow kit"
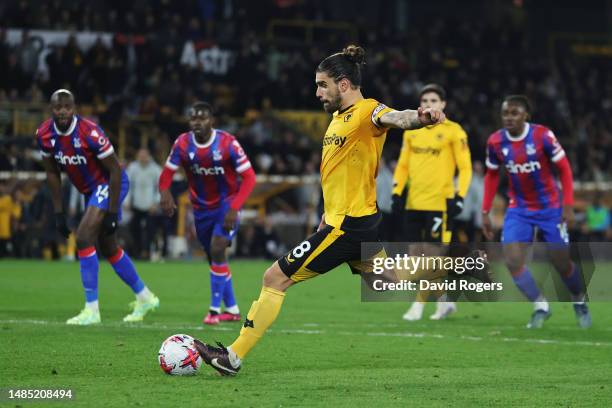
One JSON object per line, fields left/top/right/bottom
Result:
{"left": 193, "top": 45, "right": 445, "bottom": 376}
{"left": 392, "top": 84, "right": 472, "bottom": 321}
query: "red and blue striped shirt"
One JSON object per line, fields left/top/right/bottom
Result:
{"left": 165, "top": 129, "right": 252, "bottom": 210}
{"left": 37, "top": 115, "right": 116, "bottom": 195}
{"left": 486, "top": 123, "right": 566, "bottom": 211}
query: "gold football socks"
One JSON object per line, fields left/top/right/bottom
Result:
{"left": 230, "top": 286, "right": 286, "bottom": 359}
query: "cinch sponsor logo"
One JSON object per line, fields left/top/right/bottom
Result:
{"left": 54, "top": 152, "right": 87, "bottom": 165}
{"left": 505, "top": 160, "right": 541, "bottom": 174}
{"left": 323, "top": 134, "right": 347, "bottom": 147}
{"left": 191, "top": 164, "right": 225, "bottom": 175}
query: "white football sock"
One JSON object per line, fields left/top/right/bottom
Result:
{"left": 533, "top": 295, "right": 549, "bottom": 312}
{"left": 136, "top": 287, "right": 154, "bottom": 302}
{"left": 209, "top": 306, "right": 221, "bottom": 314}
{"left": 571, "top": 293, "right": 586, "bottom": 304}
{"left": 227, "top": 347, "right": 242, "bottom": 368}
{"left": 225, "top": 305, "right": 240, "bottom": 314}
{"left": 86, "top": 300, "right": 99, "bottom": 312}
{"left": 412, "top": 301, "right": 425, "bottom": 313}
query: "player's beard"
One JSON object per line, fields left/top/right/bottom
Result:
{"left": 53, "top": 115, "right": 72, "bottom": 132}
{"left": 322, "top": 93, "right": 342, "bottom": 113}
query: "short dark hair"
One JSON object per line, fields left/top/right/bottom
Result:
{"left": 419, "top": 84, "right": 446, "bottom": 101}
{"left": 189, "top": 101, "right": 214, "bottom": 116}
{"left": 316, "top": 44, "right": 366, "bottom": 88}
{"left": 503, "top": 95, "right": 532, "bottom": 113}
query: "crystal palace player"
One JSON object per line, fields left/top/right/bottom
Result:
{"left": 482, "top": 95, "right": 591, "bottom": 328}
{"left": 159, "top": 102, "right": 256, "bottom": 325}
{"left": 37, "top": 89, "right": 159, "bottom": 325}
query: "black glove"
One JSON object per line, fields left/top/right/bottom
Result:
{"left": 446, "top": 194, "right": 464, "bottom": 219}
{"left": 54, "top": 213, "right": 71, "bottom": 238}
{"left": 391, "top": 194, "right": 404, "bottom": 216}
{"left": 102, "top": 212, "right": 118, "bottom": 235}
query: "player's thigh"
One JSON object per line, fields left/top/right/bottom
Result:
{"left": 537, "top": 211, "right": 572, "bottom": 272}
{"left": 76, "top": 205, "right": 105, "bottom": 245}
{"left": 277, "top": 225, "right": 356, "bottom": 283}
{"left": 193, "top": 211, "right": 218, "bottom": 256}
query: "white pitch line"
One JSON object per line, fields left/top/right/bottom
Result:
{"left": 0, "top": 319, "right": 234, "bottom": 332}
{"left": 313, "top": 321, "right": 612, "bottom": 332}
{"left": 1, "top": 319, "right": 610, "bottom": 347}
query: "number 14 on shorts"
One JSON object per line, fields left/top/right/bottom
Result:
{"left": 95, "top": 185, "right": 109, "bottom": 203}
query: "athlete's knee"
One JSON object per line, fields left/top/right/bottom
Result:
{"left": 506, "top": 259, "right": 526, "bottom": 277}
{"left": 75, "top": 230, "right": 95, "bottom": 249}
{"left": 98, "top": 243, "right": 117, "bottom": 259}
{"left": 263, "top": 262, "right": 293, "bottom": 292}
{"left": 209, "top": 238, "right": 228, "bottom": 263}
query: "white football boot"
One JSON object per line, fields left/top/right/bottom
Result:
{"left": 402, "top": 302, "right": 425, "bottom": 321}
{"left": 430, "top": 301, "right": 457, "bottom": 320}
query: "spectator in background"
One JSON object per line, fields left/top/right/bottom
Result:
{"left": 126, "top": 148, "right": 162, "bottom": 259}
{"left": 0, "top": 183, "right": 20, "bottom": 257}
{"left": 584, "top": 192, "right": 610, "bottom": 241}
{"left": 28, "top": 182, "right": 58, "bottom": 259}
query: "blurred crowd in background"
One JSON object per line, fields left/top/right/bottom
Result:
{"left": 0, "top": 0, "right": 611, "bottom": 259}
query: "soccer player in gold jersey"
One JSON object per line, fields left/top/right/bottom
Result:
{"left": 194, "top": 45, "right": 445, "bottom": 376}
{"left": 392, "top": 84, "right": 472, "bottom": 321}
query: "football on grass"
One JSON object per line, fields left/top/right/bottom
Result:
{"left": 158, "top": 334, "right": 202, "bottom": 375}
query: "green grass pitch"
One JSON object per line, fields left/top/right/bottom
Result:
{"left": 1, "top": 260, "right": 611, "bottom": 407}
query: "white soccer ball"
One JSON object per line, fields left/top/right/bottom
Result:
{"left": 158, "top": 334, "right": 202, "bottom": 375}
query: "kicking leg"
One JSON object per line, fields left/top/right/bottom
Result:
{"left": 195, "top": 262, "right": 292, "bottom": 375}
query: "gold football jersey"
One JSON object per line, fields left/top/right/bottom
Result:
{"left": 392, "top": 119, "right": 472, "bottom": 211}
{"left": 321, "top": 98, "right": 394, "bottom": 229}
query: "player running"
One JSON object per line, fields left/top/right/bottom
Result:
{"left": 482, "top": 95, "right": 591, "bottom": 329}
{"left": 392, "top": 84, "right": 472, "bottom": 321}
{"left": 193, "top": 45, "right": 445, "bottom": 376}
{"left": 159, "top": 102, "right": 256, "bottom": 325}
{"left": 37, "top": 89, "right": 159, "bottom": 325}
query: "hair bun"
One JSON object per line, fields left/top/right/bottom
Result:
{"left": 342, "top": 45, "right": 366, "bottom": 64}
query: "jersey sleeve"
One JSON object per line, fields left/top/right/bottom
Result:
{"left": 229, "top": 138, "right": 252, "bottom": 173}
{"left": 452, "top": 126, "right": 472, "bottom": 197}
{"left": 85, "top": 126, "right": 114, "bottom": 159}
{"left": 368, "top": 101, "right": 395, "bottom": 135}
{"left": 485, "top": 136, "right": 500, "bottom": 170}
{"left": 36, "top": 128, "right": 52, "bottom": 158}
{"left": 165, "top": 138, "right": 183, "bottom": 170}
{"left": 542, "top": 128, "right": 566, "bottom": 162}
{"left": 392, "top": 132, "right": 411, "bottom": 195}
